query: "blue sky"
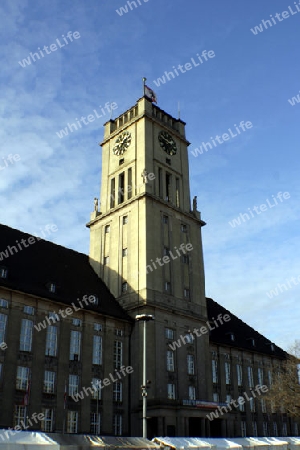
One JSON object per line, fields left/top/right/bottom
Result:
{"left": 1, "top": 0, "right": 299, "bottom": 351}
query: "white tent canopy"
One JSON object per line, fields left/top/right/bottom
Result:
{"left": 0, "top": 431, "right": 59, "bottom": 450}
{"left": 198, "top": 439, "right": 243, "bottom": 450}
{"left": 274, "top": 439, "right": 300, "bottom": 450}
{"left": 258, "top": 438, "right": 289, "bottom": 450}
{"left": 152, "top": 437, "right": 217, "bottom": 450}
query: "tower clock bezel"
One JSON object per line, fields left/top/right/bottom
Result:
{"left": 158, "top": 130, "right": 177, "bottom": 156}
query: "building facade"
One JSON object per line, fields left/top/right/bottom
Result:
{"left": 0, "top": 95, "right": 298, "bottom": 437}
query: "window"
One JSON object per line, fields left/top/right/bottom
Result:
{"left": 258, "top": 367, "right": 264, "bottom": 385}
{"left": 115, "top": 329, "right": 124, "bottom": 337}
{"left": 68, "top": 375, "right": 79, "bottom": 396}
{"left": 110, "top": 178, "right": 115, "bottom": 208}
{"left": 113, "top": 414, "right": 122, "bottom": 436}
{"left": 263, "top": 422, "right": 269, "bottom": 437}
{"left": 226, "top": 394, "right": 232, "bottom": 405}
{"left": 181, "top": 224, "right": 187, "bottom": 233}
{"left": 118, "top": 172, "right": 125, "bottom": 204}
{"left": 20, "top": 319, "right": 33, "bottom": 352}
{"left": 44, "top": 371, "right": 55, "bottom": 393}
{"left": 122, "top": 248, "right": 127, "bottom": 257}
{"left": 225, "top": 362, "right": 231, "bottom": 385}
{"left": 166, "top": 351, "right": 174, "bottom": 372}
{"left": 113, "top": 381, "right": 123, "bottom": 402}
{"left": 0, "top": 363, "right": 2, "bottom": 379}
{"left": 0, "top": 268, "right": 8, "bottom": 279}
{"left": 114, "top": 341, "right": 123, "bottom": 369}
{"left": 0, "top": 313, "right": 7, "bottom": 343}
{"left": 67, "top": 411, "right": 78, "bottom": 433}
{"left": 164, "top": 281, "right": 171, "bottom": 293}
{"left": 163, "top": 247, "right": 170, "bottom": 256}
{"left": 91, "top": 295, "right": 99, "bottom": 305}
{"left": 213, "top": 392, "right": 219, "bottom": 402}
{"left": 184, "top": 288, "right": 190, "bottom": 299}
{"left": 248, "top": 366, "right": 254, "bottom": 388}
{"left": 175, "top": 178, "right": 180, "bottom": 207}
{"left": 237, "top": 364, "right": 243, "bottom": 386}
{"left": 93, "top": 335, "right": 102, "bottom": 365}
{"left": 41, "top": 409, "right": 54, "bottom": 432}
{"left": 250, "top": 397, "right": 255, "bottom": 412}
{"left": 270, "top": 344, "right": 275, "bottom": 351}
{"left": 119, "top": 158, "right": 124, "bottom": 165}
{"left": 123, "top": 216, "right": 128, "bottom": 225}
{"left": 158, "top": 168, "right": 163, "bottom": 198}
{"left": 282, "top": 423, "right": 287, "bottom": 436}
{"left": 163, "top": 215, "right": 168, "bottom": 224}
{"left": 212, "top": 359, "right": 218, "bottom": 383}
{"left": 273, "top": 422, "right": 278, "bottom": 436}
{"left": 91, "top": 379, "right": 101, "bottom": 400}
{"left": 90, "top": 412, "right": 101, "bottom": 434}
{"left": 238, "top": 396, "right": 245, "bottom": 412}
{"left": 166, "top": 158, "right": 171, "bottom": 165}
{"left": 251, "top": 338, "right": 255, "bottom": 347}
{"left": 16, "top": 366, "right": 30, "bottom": 390}
{"left": 241, "top": 421, "right": 247, "bottom": 437}
{"left": 230, "top": 333, "right": 235, "bottom": 341}
{"left": 94, "top": 323, "right": 102, "bottom": 332}
{"left": 72, "top": 318, "right": 82, "bottom": 327}
{"left": 261, "top": 398, "right": 267, "bottom": 413}
{"left": 127, "top": 168, "right": 132, "bottom": 199}
{"left": 167, "top": 383, "right": 176, "bottom": 399}
{"left": 105, "top": 224, "right": 110, "bottom": 233}
{"left": 0, "top": 299, "right": 8, "bottom": 308}
{"left": 49, "top": 283, "right": 56, "bottom": 293}
{"left": 121, "top": 282, "right": 128, "bottom": 293}
{"left": 104, "top": 256, "right": 110, "bottom": 265}
{"left": 184, "top": 333, "right": 194, "bottom": 343}
{"left": 187, "top": 354, "right": 195, "bottom": 375}
{"left": 45, "top": 326, "right": 57, "bottom": 356}
{"left": 14, "top": 406, "right": 26, "bottom": 427}
{"left": 253, "top": 421, "right": 258, "bottom": 437}
{"left": 182, "top": 254, "right": 189, "bottom": 264}
{"left": 188, "top": 386, "right": 196, "bottom": 400}
{"left": 69, "top": 330, "right": 81, "bottom": 361}
{"left": 267, "top": 369, "right": 272, "bottom": 386}
{"left": 166, "top": 172, "right": 171, "bottom": 202}
{"left": 23, "top": 306, "right": 35, "bottom": 315}
{"left": 165, "top": 328, "right": 174, "bottom": 340}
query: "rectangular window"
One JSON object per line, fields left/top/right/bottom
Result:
{"left": 45, "top": 326, "right": 57, "bottom": 356}
{"left": 0, "top": 313, "right": 7, "bottom": 344}
{"left": 69, "top": 330, "right": 81, "bottom": 361}
{"left": 282, "top": 423, "right": 287, "bottom": 436}
{"left": 90, "top": 413, "right": 101, "bottom": 434}
{"left": 41, "top": 409, "right": 54, "bottom": 432}
{"left": 16, "top": 366, "right": 30, "bottom": 390}
{"left": 238, "top": 396, "right": 245, "bottom": 412}
{"left": 164, "top": 281, "right": 171, "bottom": 293}
{"left": 261, "top": 398, "right": 267, "bottom": 413}
{"left": 253, "top": 422, "right": 258, "bottom": 437}
{"left": 263, "top": 422, "right": 268, "bottom": 437}
{"left": 122, "top": 248, "right": 127, "bottom": 257}
{"left": 163, "top": 215, "right": 168, "bottom": 224}
{"left": 166, "top": 172, "right": 171, "bottom": 202}
{"left": 115, "top": 329, "right": 124, "bottom": 337}
{"left": 167, "top": 383, "right": 176, "bottom": 399}
{"left": 273, "top": 422, "right": 278, "bottom": 437}
{"left": 165, "top": 328, "right": 174, "bottom": 340}
{"left": 105, "top": 224, "right": 110, "bottom": 233}
{"left": 0, "top": 299, "right": 8, "bottom": 308}
{"left": 258, "top": 367, "right": 264, "bottom": 385}
{"left": 23, "top": 306, "right": 35, "bottom": 315}
{"left": 158, "top": 168, "right": 163, "bottom": 198}
{"left": 113, "top": 381, "right": 123, "bottom": 402}
{"left": 237, "top": 364, "right": 243, "bottom": 386}
{"left": 67, "top": 411, "right": 78, "bottom": 433}
{"left": 250, "top": 397, "right": 255, "bottom": 412}
{"left": 93, "top": 335, "right": 102, "bottom": 365}
{"left": 113, "top": 414, "right": 122, "bottom": 436}
{"left": 226, "top": 394, "right": 232, "bottom": 405}
{"left": 184, "top": 288, "right": 190, "bottom": 299}
{"left": 91, "top": 379, "right": 101, "bottom": 400}
{"left": 104, "top": 256, "right": 109, "bottom": 265}
{"left": 127, "top": 168, "right": 132, "bottom": 200}
{"left": 213, "top": 392, "right": 219, "bottom": 402}
{"left": 123, "top": 216, "right": 128, "bottom": 225}
{"left": 118, "top": 172, "right": 125, "bottom": 204}
{"left": 225, "top": 362, "right": 231, "bottom": 384}
{"left": 114, "top": 341, "right": 123, "bottom": 369}
{"left": 110, "top": 178, "right": 115, "bottom": 208}
{"left": 44, "top": 371, "right": 55, "bottom": 393}
{"left": 0, "top": 269, "right": 8, "bottom": 279}
{"left": 188, "top": 386, "right": 196, "bottom": 400}
{"left": 68, "top": 375, "right": 79, "bottom": 396}
{"left": 212, "top": 359, "right": 218, "bottom": 383}
{"left": 175, "top": 178, "right": 180, "bottom": 207}
{"left": 20, "top": 319, "right": 33, "bottom": 352}
{"left": 94, "top": 323, "right": 102, "bottom": 332}
{"left": 248, "top": 366, "right": 254, "bottom": 388}
{"left": 166, "top": 351, "right": 174, "bottom": 372}
{"left": 182, "top": 255, "right": 189, "bottom": 264}
{"left": 187, "top": 354, "right": 195, "bottom": 375}
{"left": 267, "top": 369, "right": 272, "bottom": 386}
{"left": 181, "top": 224, "right": 187, "bottom": 233}
{"left": 121, "top": 282, "right": 128, "bottom": 293}
{"left": 72, "top": 318, "right": 82, "bottom": 327}
{"left": 241, "top": 421, "right": 247, "bottom": 437}
{"left": 14, "top": 406, "right": 26, "bottom": 427}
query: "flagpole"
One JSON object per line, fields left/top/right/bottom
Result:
{"left": 142, "top": 77, "right": 146, "bottom": 96}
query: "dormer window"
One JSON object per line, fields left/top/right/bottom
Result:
{"left": 0, "top": 268, "right": 8, "bottom": 279}
{"left": 0, "top": 299, "right": 8, "bottom": 309}
{"left": 230, "top": 333, "right": 235, "bottom": 341}
{"left": 72, "top": 318, "right": 82, "bottom": 327}
{"left": 24, "top": 306, "right": 35, "bottom": 315}
{"left": 48, "top": 283, "right": 56, "bottom": 293}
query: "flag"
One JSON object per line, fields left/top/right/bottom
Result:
{"left": 144, "top": 85, "right": 157, "bottom": 103}
{"left": 23, "top": 378, "right": 31, "bottom": 406}
{"left": 64, "top": 380, "right": 67, "bottom": 409}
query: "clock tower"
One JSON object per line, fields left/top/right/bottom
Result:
{"left": 87, "top": 96, "right": 212, "bottom": 437}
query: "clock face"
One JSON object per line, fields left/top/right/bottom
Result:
{"left": 158, "top": 131, "right": 177, "bottom": 155}
{"left": 113, "top": 131, "right": 131, "bottom": 156}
